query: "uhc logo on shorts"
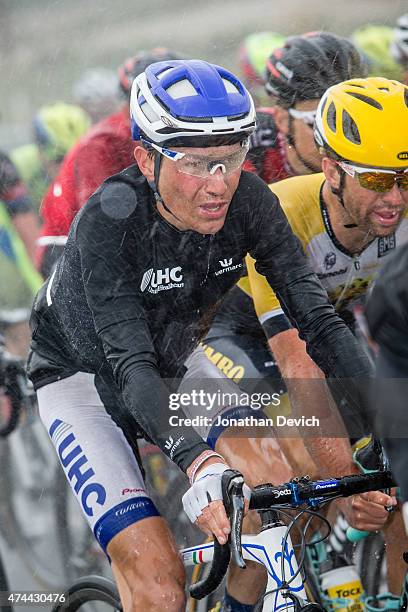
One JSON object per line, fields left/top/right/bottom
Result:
{"left": 49, "top": 419, "right": 106, "bottom": 517}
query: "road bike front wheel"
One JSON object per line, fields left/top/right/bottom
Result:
{"left": 0, "top": 544, "right": 13, "bottom": 612}
{"left": 51, "top": 575, "right": 121, "bottom": 611}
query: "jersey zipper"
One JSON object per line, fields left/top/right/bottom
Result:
{"left": 200, "top": 235, "right": 214, "bottom": 286}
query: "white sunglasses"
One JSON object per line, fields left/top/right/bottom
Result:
{"left": 142, "top": 138, "right": 250, "bottom": 178}
{"left": 288, "top": 108, "right": 317, "bottom": 128}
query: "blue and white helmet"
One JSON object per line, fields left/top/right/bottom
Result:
{"left": 130, "top": 59, "right": 256, "bottom": 147}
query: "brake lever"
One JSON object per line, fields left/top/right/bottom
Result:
{"left": 221, "top": 470, "right": 246, "bottom": 569}
{"left": 379, "top": 445, "right": 395, "bottom": 514}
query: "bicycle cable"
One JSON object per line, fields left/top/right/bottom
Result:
{"left": 260, "top": 500, "right": 333, "bottom": 604}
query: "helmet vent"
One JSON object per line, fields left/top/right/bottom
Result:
{"left": 178, "top": 114, "right": 213, "bottom": 123}
{"left": 227, "top": 112, "right": 249, "bottom": 121}
{"left": 156, "top": 126, "right": 203, "bottom": 134}
{"left": 326, "top": 102, "right": 337, "bottom": 132}
{"left": 166, "top": 79, "right": 198, "bottom": 99}
{"left": 319, "top": 96, "right": 328, "bottom": 117}
{"left": 240, "top": 120, "right": 256, "bottom": 130}
{"left": 140, "top": 101, "right": 160, "bottom": 123}
{"left": 404, "top": 88, "right": 408, "bottom": 108}
{"left": 342, "top": 110, "right": 361, "bottom": 144}
{"left": 222, "top": 78, "right": 239, "bottom": 94}
{"left": 345, "top": 91, "right": 383, "bottom": 110}
{"left": 156, "top": 67, "right": 174, "bottom": 80}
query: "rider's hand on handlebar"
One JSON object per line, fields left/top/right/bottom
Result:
{"left": 338, "top": 490, "right": 397, "bottom": 531}
{"left": 182, "top": 459, "right": 250, "bottom": 545}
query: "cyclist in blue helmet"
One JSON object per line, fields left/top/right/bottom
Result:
{"left": 131, "top": 59, "right": 256, "bottom": 233}
{"left": 28, "top": 59, "right": 373, "bottom": 611}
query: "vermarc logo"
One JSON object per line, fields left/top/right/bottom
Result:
{"left": 164, "top": 435, "right": 185, "bottom": 460}
{"left": 215, "top": 257, "right": 243, "bottom": 277}
{"left": 219, "top": 258, "right": 233, "bottom": 267}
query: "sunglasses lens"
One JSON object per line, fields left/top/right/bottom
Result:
{"left": 398, "top": 174, "right": 408, "bottom": 191}
{"left": 177, "top": 146, "right": 248, "bottom": 178}
{"left": 289, "top": 109, "right": 316, "bottom": 128}
{"left": 358, "top": 173, "right": 396, "bottom": 192}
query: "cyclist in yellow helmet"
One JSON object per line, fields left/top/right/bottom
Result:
{"left": 245, "top": 77, "right": 408, "bottom": 593}
{"left": 11, "top": 102, "right": 91, "bottom": 210}
{"left": 314, "top": 77, "right": 408, "bottom": 167}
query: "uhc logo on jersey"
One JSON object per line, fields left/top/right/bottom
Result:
{"left": 140, "top": 266, "right": 184, "bottom": 293}
{"left": 378, "top": 234, "right": 396, "bottom": 258}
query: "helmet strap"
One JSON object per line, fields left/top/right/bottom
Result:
{"left": 151, "top": 150, "right": 184, "bottom": 225}
{"left": 286, "top": 114, "right": 321, "bottom": 174}
{"left": 330, "top": 168, "right": 358, "bottom": 228}
{"left": 146, "top": 153, "right": 163, "bottom": 203}
{"left": 152, "top": 151, "right": 162, "bottom": 201}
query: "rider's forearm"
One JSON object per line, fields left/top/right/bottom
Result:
{"left": 119, "top": 358, "right": 209, "bottom": 472}
{"left": 269, "top": 329, "right": 335, "bottom": 426}
{"left": 279, "top": 378, "right": 357, "bottom": 477}
{"left": 269, "top": 329, "right": 357, "bottom": 476}
{"left": 269, "top": 329, "right": 324, "bottom": 380}
{"left": 304, "top": 437, "right": 358, "bottom": 478}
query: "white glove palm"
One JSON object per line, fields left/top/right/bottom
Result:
{"left": 182, "top": 463, "right": 250, "bottom": 524}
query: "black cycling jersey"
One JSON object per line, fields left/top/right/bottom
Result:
{"left": 28, "top": 165, "right": 372, "bottom": 472}
{"left": 208, "top": 107, "right": 291, "bottom": 352}
{"left": 365, "top": 243, "right": 408, "bottom": 364}
{"left": 209, "top": 282, "right": 265, "bottom": 341}
{"left": 365, "top": 243, "right": 408, "bottom": 500}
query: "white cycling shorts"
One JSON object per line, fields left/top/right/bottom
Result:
{"left": 37, "top": 371, "right": 159, "bottom": 554}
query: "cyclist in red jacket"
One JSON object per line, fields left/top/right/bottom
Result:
{"left": 36, "top": 48, "right": 181, "bottom": 277}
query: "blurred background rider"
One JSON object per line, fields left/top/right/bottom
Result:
{"left": 72, "top": 67, "right": 121, "bottom": 124}
{"left": 36, "top": 48, "right": 182, "bottom": 277}
{"left": 11, "top": 102, "right": 91, "bottom": 212}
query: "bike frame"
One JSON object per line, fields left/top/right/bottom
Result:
{"left": 182, "top": 524, "right": 308, "bottom": 612}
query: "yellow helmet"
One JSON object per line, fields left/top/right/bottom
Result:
{"left": 314, "top": 77, "right": 408, "bottom": 168}
{"left": 34, "top": 102, "right": 91, "bottom": 162}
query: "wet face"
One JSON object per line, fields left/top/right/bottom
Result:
{"left": 342, "top": 173, "right": 408, "bottom": 237}
{"left": 275, "top": 99, "right": 322, "bottom": 174}
{"left": 323, "top": 158, "right": 408, "bottom": 237}
{"left": 135, "top": 144, "right": 242, "bottom": 234}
